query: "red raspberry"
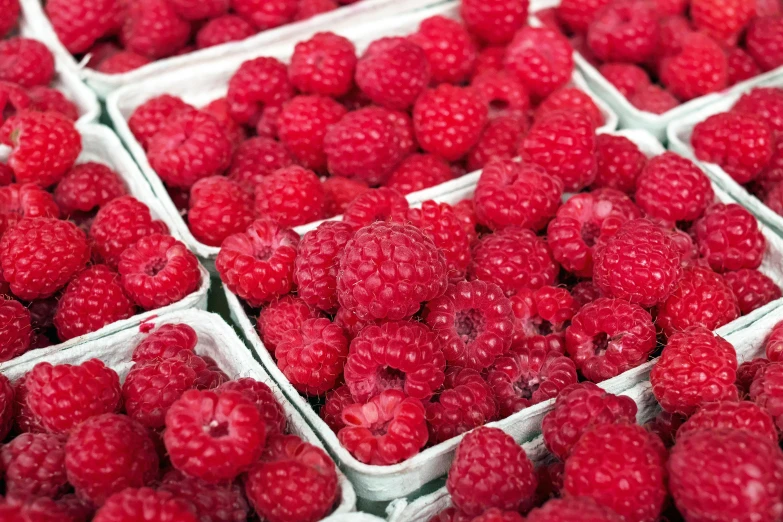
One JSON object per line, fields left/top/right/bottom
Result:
{"left": 472, "top": 70, "right": 530, "bottom": 120}
{"left": 424, "top": 280, "right": 513, "bottom": 370}
{"left": 505, "top": 27, "right": 574, "bottom": 99}
{"left": 128, "top": 95, "right": 193, "bottom": 150}
{"left": 93, "top": 487, "right": 197, "bottom": 522}
{"left": 726, "top": 47, "right": 762, "bottom": 86}
{"left": 598, "top": 63, "right": 651, "bottom": 99}
{"left": 725, "top": 269, "right": 782, "bottom": 315}
{"left": 510, "top": 286, "right": 577, "bottom": 352}
{"left": 167, "top": 0, "right": 228, "bottom": 20}
{"left": 470, "top": 227, "right": 558, "bottom": 296}
{"left": 275, "top": 317, "right": 348, "bottom": 395}
{"left": 218, "top": 378, "right": 286, "bottom": 436}
{"left": 447, "top": 427, "right": 537, "bottom": 516}
{"left": 0, "top": 82, "right": 30, "bottom": 127}
{"left": 132, "top": 323, "right": 197, "bottom": 362}
{"left": 294, "top": 221, "right": 354, "bottom": 312}
{"left": 409, "top": 16, "right": 477, "bottom": 85}
{"left": 277, "top": 95, "right": 346, "bottom": 172}
{"left": 751, "top": 362, "right": 783, "bottom": 431}
{"left": 587, "top": 0, "right": 659, "bottom": 64}
{"left": 475, "top": 160, "right": 563, "bottom": 232}
{"left": 342, "top": 187, "right": 408, "bottom": 227}
{"left": 738, "top": 358, "right": 771, "bottom": 398}
{"left": 254, "top": 165, "right": 325, "bottom": 227}
{"left": 118, "top": 234, "right": 201, "bottom": 310}
{"left": 473, "top": 46, "right": 506, "bottom": 78}
{"left": 0, "top": 183, "right": 60, "bottom": 235}
{"left": 757, "top": 0, "right": 783, "bottom": 16}
{"left": 629, "top": 84, "right": 680, "bottom": 114}
{"left": 426, "top": 368, "right": 497, "bottom": 444}
{"left": 12, "top": 376, "right": 43, "bottom": 434}
{"left": 0, "top": 38, "right": 55, "bottom": 88}
{"left": 147, "top": 109, "right": 232, "bottom": 189}
{"left": 226, "top": 57, "right": 293, "bottom": 126}
{"left": 0, "top": 0, "right": 19, "bottom": 37}
{"left": 535, "top": 87, "right": 604, "bottom": 129}
{"left": 0, "top": 497, "right": 85, "bottom": 522}
{"left": 660, "top": 32, "right": 728, "bottom": 101}
{"left": 254, "top": 105, "right": 282, "bottom": 139}
{"left": 656, "top": 266, "right": 740, "bottom": 338}
{"left": 188, "top": 176, "right": 253, "bottom": 247}
{"left": 768, "top": 322, "right": 783, "bottom": 362}
{"left": 256, "top": 296, "right": 320, "bottom": 351}
{"left": 356, "top": 37, "right": 430, "bottom": 111}
{"left": 564, "top": 423, "right": 666, "bottom": 522}
{"left": 593, "top": 219, "right": 683, "bottom": 307}
{"left": 385, "top": 154, "right": 453, "bottom": 195}
{"left": 65, "top": 414, "right": 159, "bottom": 505}
{"left": 165, "top": 389, "right": 265, "bottom": 482}
{"left": 693, "top": 203, "right": 766, "bottom": 273}
{"left": 227, "top": 137, "right": 292, "bottom": 188}
{"left": 651, "top": 326, "right": 738, "bottom": 415}
{"left": 733, "top": 88, "right": 783, "bottom": 139}
{"left": 324, "top": 106, "right": 406, "bottom": 185}
{"left": 53, "top": 265, "right": 136, "bottom": 341}
{"left": 232, "top": 0, "right": 297, "bottom": 29}
{"left": 465, "top": 115, "right": 526, "bottom": 172}
{"left": 1, "top": 432, "right": 67, "bottom": 499}
{"left": 1, "top": 111, "right": 81, "bottom": 188}
{"left": 323, "top": 176, "right": 370, "bottom": 217}
{"left": 0, "top": 373, "right": 13, "bottom": 439}
{"left": 405, "top": 200, "right": 471, "bottom": 281}
{"left": 591, "top": 134, "right": 647, "bottom": 194}
{"left": 453, "top": 198, "right": 478, "bottom": 242}
{"left": 521, "top": 111, "right": 596, "bottom": 192}
{"left": 1, "top": 218, "right": 89, "bottom": 300}
{"left": 294, "top": 0, "right": 337, "bottom": 20}
{"left": 96, "top": 51, "right": 152, "bottom": 74}
{"left": 678, "top": 400, "right": 777, "bottom": 442}
{"left": 338, "top": 389, "right": 428, "bottom": 464}
{"left": 334, "top": 306, "right": 376, "bottom": 341}
{"left": 27, "top": 86, "right": 78, "bottom": 121}
{"left": 288, "top": 32, "right": 356, "bottom": 98}
{"left": 746, "top": 17, "right": 783, "bottom": 72}
{"left": 555, "top": 0, "right": 611, "bottom": 33}
{"left": 460, "top": 0, "right": 527, "bottom": 44}
{"left": 121, "top": 0, "right": 190, "bottom": 59}
{"left": 488, "top": 346, "right": 577, "bottom": 417}
{"left": 320, "top": 385, "right": 355, "bottom": 433}
{"left": 691, "top": 0, "right": 755, "bottom": 44}
{"left": 527, "top": 497, "right": 623, "bottom": 522}
{"left": 53, "top": 162, "right": 127, "bottom": 216}
{"left": 160, "top": 470, "right": 248, "bottom": 522}
{"left": 337, "top": 221, "right": 447, "bottom": 320}
{"left": 195, "top": 15, "right": 255, "bottom": 49}
{"left": 45, "top": 0, "right": 121, "bottom": 55}
{"left": 413, "top": 85, "right": 488, "bottom": 162}
{"left": 244, "top": 434, "right": 338, "bottom": 522}
{"left": 200, "top": 98, "right": 245, "bottom": 152}
{"left": 669, "top": 428, "right": 783, "bottom": 522}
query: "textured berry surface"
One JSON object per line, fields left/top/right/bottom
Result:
{"left": 746, "top": 17, "right": 783, "bottom": 72}
{"left": 255, "top": 165, "right": 325, "bottom": 227}
{"left": 635, "top": 152, "right": 714, "bottom": 223}
{"left": 0, "top": 373, "right": 13, "bottom": 439}
{"left": 1, "top": 432, "right": 67, "bottom": 499}
{"left": 750, "top": 362, "right": 783, "bottom": 431}
{"left": 160, "top": 469, "right": 248, "bottom": 522}
{"left": 356, "top": 37, "right": 429, "bottom": 110}
{"left": 289, "top": 32, "right": 356, "bottom": 97}
{"left": 587, "top": 0, "right": 659, "bottom": 64}
{"left": 0, "top": 183, "right": 60, "bottom": 236}
{"left": 694, "top": 203, "right": 766, "bottom": 273}
{"left": 276, "top": 317, "right": 348, "bottom": 395}
{"left": 277, "top": 95, "right": 346, "bottom": 172}
{"left": 132, "top": 323, "right": 197, "bottom": 362}
{"left": 342, "top": 187, "right": 408, "bottom": 228}
{"left": 54, "top": 162, "right": 127, "bottom": 215}
{"left": 96, "top": 51, "right": 152, "bottom": 74}
{"left": 678, "top": 400, "right": 777, "bottom": 442}
{"left": 505, "top": 27, "right": 574, "bottom": 99}
{"left": 256, "top": 295, "right": 320, "bottom": 351}
{"left": 409, "top": 15, "right": 477, "bottom": 85}
{"left": 460, "top": 0, "right": 528, "bottom": 44}
{"left": 294, "top": 221, "right": 355, "bottom": 312}
{"left": 598, "top": 63, "right": 650, "bottom": 100}
{"left": 536, "top": 87, "right": 603, "bottom": 129}
{"left": 188, "top": 176, "right": 254, "bottom": 247}
{"left": 46, "top": 0, "right": 121, "bottom": 55}
{"left": 0, "top": 0, "right": 19, "bottom": 37}
{"left": 405, "top": 200, "right": 471, "bottom": 281}
{"left": 232, "top": 0, "right": 297, "bottom": 30}
{"left": 738, "top": 358, "right": 771, "bottom": 397}
{"left": 121, "top": 0, "right": 190, "bottom": 60}
{"left": 386, "top": 153, "right": 453, "bottom": 196}
{"left": 93, "top": 487, "right": 197, "bottom": 522}
{"left": 0, "top": 38, "right": 55, "bottom": 88}
{"left": 465, "top": 115, "right": 525, "bottom": 172}
{"left": 129, "top": 95, "right": 193, "bottom": 150}
{"left": 227, "top": 57, "right": 293, "bottom": 127}
{"left": 196, "top": 15, "right": 255, "bottom": 49}
{"left": 227, "top": 137, "right": 292, "bottom": 188}
{"left": 527, "top": 496, "right": 623, "bottom": 522}
{"left": 768, "top": 321, "right": 783, "bottom": 363}
{"left": 691, "top": 0, "right": 756, "bottom": 43}
{"left": 660, "top": 33, "right": 728, "bottom": 101}
{"left": 218, "top": 378, "right": 287, "bottom": 436}
{"left": 426, "top": 368, "right": 497, "bottom": 445}
{"left": 629, "top": 85, "right": 679, "bottom": 115}
{"left": 555, "top": 0, "right": 611, "bottom": 33}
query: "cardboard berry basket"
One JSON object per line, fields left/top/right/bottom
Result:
{"left": 223, "top": 128, "right": 783, "bottom": 502}
{"left": 0, "top": 123, "right": 210, "bottom": 372}
{"left": 105, "top": 0, "right": 618, "bottom": 272}
{"left": 667, "top": 75, "right": 783, "bottom": 239}
{"left": 0, "top": 308, "right": 358, "bottom": 519}
{"left": 18, "top": 0, "right": 438, "bottom": 99}
{"left": 528, "top": 0, "right": 783, "bottom": 142}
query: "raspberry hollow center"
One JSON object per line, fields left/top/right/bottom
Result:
{"left": 514, "top": 376, "right": 541, "bottom": 400}
{"left": 145, "top": 257, "right": 168, "bottom": 276}
{"left": 205, "top": 419, "right": 229, "bottom": 438}
{"left": 456, "top": 309, "right": 485, "bottom": 344}
{"left": 252, "top": 245, "right": 273, "bottom": 261}
{"left": 375, "top": 367, "right": 406, "bottom": 393}
{"left": 581, "top": 221, "right": 602, "bottom": 247}
{"left": 592, "top": 332, "right": 610, "bottom": 356}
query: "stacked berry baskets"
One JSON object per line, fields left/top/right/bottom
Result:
{"left": 222, "top": 128, "right": 783, "bottom": 500}
{"left": 0, "top": 309, "right": 357, "bottom": 520}
{"left": 106, "top": 0, "right": 618, "bottom": 270}
{"left": 0, "top": 122, "right": 209, "bottom": 368}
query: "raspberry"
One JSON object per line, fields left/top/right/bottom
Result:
{"left": 591, "top": 134, "right": 647, "bottom": 193}
{"left": 338, "top": 389, "right": 428, "bottom": 464}
{"left": 1, "top": 432, "right": 66, "bottom": 499}
{"left": 521, "top": 111, "right": 596, "bottom": 192}
{"left": 385, "top": 154, "right": 453, "bottom": 195}
{"left": 535, "top": 87, "right": 604, "bottom": 129}
{"left": 426, "top": 368, "right": 497, "bottom": 444}
{"left": 746, "top": 17, "right": 783, "bottom": 72}
{"left": 254, "top": 165, "right": 325, "bottom": 226}
{"left": 750, "top": 362, "right": 783, "bottom": 431}
{"left": 470, "top": 227, "right": 558, "bottom": 296}
{"left": 669, "top": 429, "right": 783, "bottom": 522}
{"left": 0, "top": 373, "right": 12, "bottom": 439}
{"left": 510, "top": 286, "right": 577, "bottom": 352}
{"left": 768, "top": 322, "right": 783, "bottom": 362}
{"left": 555, "top": 0, "right": 611, "bottom": 33}
{"left": 53, "top": 265, "right": 136, "bottom": 341}
{"left": 405, "top": 200, "right": 471, "bottom": 281}
{"left": 465, "top": 115, "right": 525, "bottom": 172}
{"left": 691, "top": 0, "right": 755, "bottom": 44}
{"left": 255, "top": 105, "right": 282, "bottom": 139}
{"left": 409, "top": 16, "right": 477, "bottom": 85}
{"left": 275, "top": 317, "right": 348, "bottom": 395}
{"left": 343, "top": 187, "right": 408, "bottom": 228}
{"left": 226, "top": 140, "right": 290, "bottom": 190}
{"left": 294, "top": 0, "right": 337, "bottom": 20}
{"left": 651, "top": 326, "right": 738, "bottom": 415}
{"left": 160, "top": 470, "right": 248, "bottom": 522}
{"left": 218, "top": 378, "right": 286, "bottom": 436}
{"left": 324, "top": 106, "right": 406, "bottom": 185}
{"left": 505, "top": 27, "right": 574, "bottom": 99}
{"left": 733, "top": 87, "right": 783, "bottom": 139}
{"left": 587, "top": 0, "right": 659, "bottom": 64}
{"left": 738, "top": 358, "right": 771, "bottom": 396}
{"left": 412, "top": 85, "right": 488, "bottom": 162}
{"left": 337, "top": 221, "right": 447, "bottom": 321}
{"left": 277, "top": 95, "right": 346, "bottom": 172}
{"left": 232, "top": 0, "right": 297, "bottom": 29}
{"left": 257, "top": 295, "right": 320, "bottom": 351}
{"left": 547, "top": 189, "right": 640, "bottom": 277}
{"left": 660, "top": 32, "right": 728, "bottom": 101}
{"left": 128, "top": 95, "right": 193, "bottom": 150}
{"left": 27, "top": 86, "right": 78, "bottom": 121}
{"left": 598, "top": 63, "right": 651, "bottom": 99}
{"left": 227, "top": 57, "right": 293, "bottom": 126}
{"left": 0, "top": 497, "right": 82, "bottom": 522}
{"left": 678, "top": 400, "right": 777, "bottom": 442}
{"left": 320, "top": 384, "right": 354, "bottom": 432}
{"left": 460, "top": 0, "right": 528, "bottom": 44}
{"left": 0, "top": 0, "right": 19, "bottom": 37}
{"left": 96, "top": 51, "right": 152, "bottom": 74}
{"left": 200, "top": 98, "right": 245, "bottom": 152}
{"left": 527, "top": 497, "right": 623, "bottom": 522}
{"left": 53, "top": 162, "right": 127, "bottom": 216}
{"left": 65, "top": 414, "right": 159, "bottom": 505}
{"left": 187, "top": 176, "right": 253, "bottom": 247}
{"left": 147, "top": 109, "right": 232, "bottom": 189}
{"left": 294, "top": 221, "right": 354, "bottom": 312}
{"left": 132, "top": 323, "right": 197, "bottom": 362}
{"left": 637, "top": 152, "right": 715, "bottom": 224}
{"left": 0, "top": 183, "right": 60, "bottom": 235}
{"left": 45, "top": 0, "right": 121, "bottom": 55}
{"left": 453, "top": 198, "right": 478, "bottom": 242}
{"left": 693, "top": 203, "right": 766, "bottom": 273}
{"left": 564, "top": 423, "right": 666, "bottom": 522}
{"left": 1, "top": 218, "right": 89, "bottom": 300}
{"left": 473, "top": 46, "right": 506, "bottom": 78}
{"left": 121, "top": 0, "right": 190, "bottom": 59}
{"left": 475, "top": 160, "right": 563, "bottom": 232}
{"left": 93, "top": 488, "right": 197, "bottom": 522}
{"left": 593, "top": 219, "right": 683, "bottom": 307}
{"left": 322, "top": 177, "right": 369, "bottom": 218}
{"left": 1, "top": 111, "right": 81, "bottom": 188}
{"left": 118, "top": 234, "right": 201, "bottom": 310}
{"left": 726, "top": 47, "right": 762, "bottom": 86}
{"left": 195, "top": 15, "right": 255, "bottom": 49}
{"left": 629, "top": 85, "right": 679, "bottom": 114}
{"left": 288, "top": 32, "right": 355, "bottom": 98}
{"left": 0, "top": 82, "right": 29, "bottom": 126}
{"left": 356, "top": 37, "right": 430, "bottom": 111}
{"left": 0, "top": 38, "right": 55, "bottom": 88}
{"left": 167, "top": 0, "right": 228, "bottom": 20}
{"left": 724, "top": 269, "right": 783, "bottom": 315}
{"left": 447, "top": 427, "right": 537, "bottom": 516}
{"left": 334, "top": 306, "right": 375, "bottom": 341}
{"left": 488, "top": 346, "right": 577, "bottom": 416}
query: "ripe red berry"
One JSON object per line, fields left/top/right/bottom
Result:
{"left": 678, "top": 400, "right": 777, "bottom": 442}
{"left": 0, "top": 183, "right": 60, "bottom": 236}
{"left": 96, "top": 51, "right": 152, "bottom": 74}
{"left": 598, "top": 63, "right": 651, "bottom": 99}
{"left": 289, "top": 32, "right": 356, "bottom": 98}
{"left": 121, "top": 0, "right": 190, "bottom": 59}
{"left": 460, "top": 0, "right": 528, "bottom": 44}
{"left": 159, "top": 469, "right": 248, "bottom": 522}
{"left": 0, "top": 0, "right": 19, "bottom": 37}
{"left": 195, "top": 15, "right": 255, "bottom": 49}
{"left": 226, "top": 57, "right": 293, "bottom": 126}
{"left": 691, "top": 0, "right": 755, "bottom": 44}
{"left": 505, "top": 27, "right": 574, "bottom": 99}
{"left": 726, "top": 47, "right": 762, "bottom": 86}
{"left": 54, "top": 162, "right": 127, "bottom": 215}
{"left": 93, "top": 487, "right": 197, "bottom": 522}
{"left": 465, "top": 115, "right": 526, "bottom": 172}
{"left": 343, "top": 187, "right": 408, "bottom": 228}
{"left": 635, "top": 152, "right": 714, "bottom": 223}
{"left": 385, "top": 153, "right": 454, "bottom": 195}
{"left": 409, "top": 16, "right": 477, "bottom": 85}
{"left": 45, "top": 0, "right": 121, "bottom": 54}
{"left": 256, "top": 296, "right": 320, "bottom": 351}
{"left": 426, "top": 368, "right": 497, "bottom": 444}
{"left": 587, "top": 0, "right": 659, "bottom": 64}
{"left": 738, "top": 358, "right": 771, "bottom": 398}
{"left": 555, "top": 0, "right": 611, "bottom": 33}
{"left": 660, "top": 32, "right": 728, "bottom": 101}
{"left": 693, "top": 203, "right": 766, "bottom": 273}
{"left": 750, "top": 362, "right": 783, "bottom": 431}
{"left": 227, "top": 137, "right": 292, "bottom": 188}
{"left": 218, "top": 378, "right": 287, "bottom": 436}
{"left": 0, "top": 373, "right": 13, "bottom": 439}
{"left": 724, "top": 269, "right": 782, "bottom": 315}
{"left": 294, "top": 0, "right": 337, "bottom": 20}
{"left": 128, "top": 95, "right": 193, "bottom": 150}
{"left": 746, "top": 17, "right": 783, "bottom": 72}
{"left": 527, "top": 496, "right": 623, "bottom": 522}
{"left": 322, "top": 176, "right": 370, "bottom": 218}
{"left": 188, "top": 176, "right": 254, "bottom": 247}
{"left": 591, "top": 134, "right": 647, "bottom": 193}
{"left": 232, "top": 0, "right": 297, "bottom": 30}
{"left": 277, "top": 95, "right": 347, "bottom": 172}
{"left": 276, "top": 317, "right": 348, "bottom": 395}
{"left": 254, "top": 165, "right": 325, "bottom": 227}
{"left": 0, "top": 38, "right": 55, "bottom": 88}
{"left": 1, "top": 432, "right": 67, "bottom": 499}
{"left": 294, "top": 221, "right": 355, "bottom": 313}
{"left": 629, "top": 85, "right": 680, "bottom": 114}
{"left": 356, "top": 37, "right": 430, "bottom": 111}
{"left": 27, "top": 86, "right": 78, "bottom": 121}
{"left": 405, "top": 200, "right": 471, "bottom": 281}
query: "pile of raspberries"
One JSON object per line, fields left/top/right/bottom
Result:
{"left": 0, "top": 4, "right": 81, "bottom": 125}
{"left": 126, "top": 0, "right": 613, "bottom": 248}
{"left": 537, "top": 0, "right": 783, "bottom": 114}
{"left": 0, "top": 111, "right": 203, "bottom": 358}
{"left": 430, "top": 319, "right": 783, "bottom": 522}
{"left": 40, "top": 0, "right": 366, "bottom": 75}
{"left": 216, "top": 113, "right": 782, "bottom": 466}
{"left": 0, "top": 323, "right": 343, "bottom": 522}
